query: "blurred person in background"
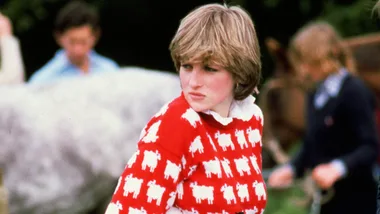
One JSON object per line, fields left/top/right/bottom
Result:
{"left": 268, "top": 21, "right": 378, "bottom": 214}
{"left": 28, "top": 1, "right": 119, "bottom": 84}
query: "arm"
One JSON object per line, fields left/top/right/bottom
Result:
{"left": 0, "top": 36, "right": 25, "bottom": 84}
{"left": 0, "top": 13, "right": 25, "bottom": 84}
{"left": 338, "top": 80, "right": 378, "bottom": 174}
{"left": 105, "top": 107, "right": 197, "bottom": 214}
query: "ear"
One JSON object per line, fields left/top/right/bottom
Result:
{"left": 54, "top": 31, "right": 63, "bottom": 47}
{"left": 92, "top": 27, "right": 101, "bottom": 44}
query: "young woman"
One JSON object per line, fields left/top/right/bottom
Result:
{"left": 268, "top": 21, "right": 378, "bottom": 214}
{"left": 104, "top": 3, "right": 266, "bottom": 214}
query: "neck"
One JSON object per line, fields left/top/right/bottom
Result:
{"left": 213, "top": 98, "right": 234, "bottom": 118}
{"left": 73, "top": 58, "right": 90, "bottom": 74}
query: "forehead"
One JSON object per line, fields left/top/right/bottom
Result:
{"left": 59, "top": 25, "right": 95, "bottom": 39}
{"left": 182, "top": 55, "right": 224, "bottom": 66}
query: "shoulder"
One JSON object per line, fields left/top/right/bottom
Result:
{"left": 152, "top": 95, "right": 201, "bottom": 128}
{"left": 341, "top": 75, "right": 373, "bottom": 98}
{"left": 139, "top": 95, "right": 200, "bottom": 157}
{"left": 252, "top": 102, "right": 264, "bottom": 126}
{"left": 29, "top": 51, "right": 66, "bottom": 83}
{"left": 340, "top": 75, "right": 376, "bottom": 109}
{"left": 237, "top": 95, "right": 264, "bottom": 126}
{"left": 249, "top": 102, "right": 264, "bottom": 136}
{"left": 140, "top": 94, "right": 200, "bottom": 142}
{"left": 91, "top": 51, "right": 119, "bottom": 70}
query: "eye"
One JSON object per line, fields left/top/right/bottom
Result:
{"left": 181, "top": 64, "right": 192, "bottom": 70}
{"left": 204, "top": 66, "right": 218, "bottom": 72}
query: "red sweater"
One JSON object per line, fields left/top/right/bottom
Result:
{"left": 105, "top": 94, "right": 266, "bottom": 214}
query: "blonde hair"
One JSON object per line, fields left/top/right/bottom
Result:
{"left": 169, "top": 3, "right": 261, "bottom": 100}
{"left": 288, "top": 21, "right": 356, "bottom": 76}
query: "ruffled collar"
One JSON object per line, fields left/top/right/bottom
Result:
{"left": 202, "top": 95, "right": 258, "bottom": 126}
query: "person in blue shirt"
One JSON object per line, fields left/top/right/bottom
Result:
{"left": 29, "top": 1, "right": 119, "bottom": 84}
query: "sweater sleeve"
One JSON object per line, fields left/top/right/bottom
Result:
{"left": 0, "top": 35, "right": 25, "bottom": 84}
{"left": 105, "top": 105, "right": 199, "bottom": 214}
{"left": 339, "top": 79, "right": 378, "bottom": 174}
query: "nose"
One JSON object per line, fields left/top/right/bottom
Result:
{"left": 72, "top": 43, "right": 86, "bottom": 56}
{"left": 189, "top": 68, "right": 203, "bottom": 88}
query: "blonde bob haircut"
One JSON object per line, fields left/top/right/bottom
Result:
{"left": 169, "top": 3, "right": 261, "bottom": 100}
{"left": 288, "top": 21, "right": 356, "bottom": 76}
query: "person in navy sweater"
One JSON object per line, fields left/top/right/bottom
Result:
{"left": 268, "top": 21, "right": 378, "bottom": 214}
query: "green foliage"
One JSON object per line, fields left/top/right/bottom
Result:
{"left": 299, "top": 0, "right": 312, "bottom": 15}
{"left": 318, "top": 0, "right": 378, "bottom": 37}
{"left": 263, "top": 0, "right": 281, "bottom": 8}
{"left": 261, "top": 0, "right": 378, "bottom": 38}
{"left": 2, "top": 0, "right": 377, "bottom": 37}
{"left": 1, "top": 0, "right": 104, "bottom": 33}
{"left": 1, "top": 0, "right": 57, "bottom": 33}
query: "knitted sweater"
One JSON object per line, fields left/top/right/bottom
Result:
{"left": 105, "top": 93, "right": 266, "bottom": 214}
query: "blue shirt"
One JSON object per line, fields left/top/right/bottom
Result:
{"left": 28, "top": 49, "right": 119, "bottom": 84}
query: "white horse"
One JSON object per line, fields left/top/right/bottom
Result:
{"left": 0, "top": 67, "right": 181, "bottom": 214}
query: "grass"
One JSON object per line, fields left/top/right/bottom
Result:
{"left": 264, "top": 141, "right": 309, "bottom": 214}
{"left": 265, "top": 185, "right": 308, "bottom": 214}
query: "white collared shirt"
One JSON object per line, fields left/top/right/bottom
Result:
{"left": 314, "top": 68, "right": 348, "bottom": 109}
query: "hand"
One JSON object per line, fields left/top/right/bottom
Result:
{"left": 312, "top": 163, "right": 341, "bottom": 190}
{"left": 268, "top": 164, "right": 294, "bottom": 188}
{"left": 0, "top": 13, "right": 12, "bottom": 37}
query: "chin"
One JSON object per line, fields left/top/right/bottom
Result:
{"left": 187, "top": 102, "right": 207, "bottom": 113}
{"left": 184, "top": 94, "right": 209, "bottom": 112}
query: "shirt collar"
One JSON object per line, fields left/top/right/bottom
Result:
{"left": 202, "top": 95, "right": 259, "bottom": 126}
{"left": 319, "top": 67, "right": 348, "bottom": 97}
{"left": 54, "top": 49, "right": 98, "bottom": 70}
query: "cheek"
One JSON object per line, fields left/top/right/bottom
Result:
{"left": 59, "top": 39, "right": 76, "bottom": 54}
{"left": 209, "top": 74, "right": 234, "bottom": 95}
{"left": 179, "top": 71, "right": 189, "bottom": 88}
{"left": 58, "top": 37, "right": 69, "bottom": 49}
{"left": 84, "top": 37, "right": 96, "bottom": 50}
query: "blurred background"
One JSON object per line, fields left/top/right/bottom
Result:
{"left": 2, "top": 0, "right": 378, "bottom": 80}
{"left": 0, "top": 0, "right": 379, "bottom": 214}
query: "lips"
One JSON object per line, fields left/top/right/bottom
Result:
{"left": 188, "top": 92, "right": 205, "bottom": 100}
